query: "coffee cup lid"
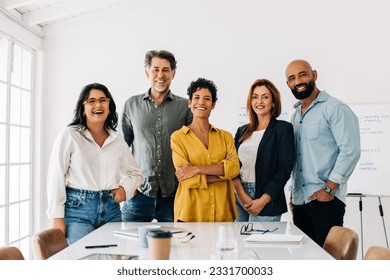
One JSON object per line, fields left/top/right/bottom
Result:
{"left": 147, "top": 230, "right": 172, "bottom": 238}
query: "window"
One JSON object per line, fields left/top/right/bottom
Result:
{"left": 0, "top": 34, "right": 34, "bottom": 259}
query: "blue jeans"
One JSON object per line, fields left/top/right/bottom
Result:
{"left": 121, "top": 190, "right": 174, "bottom": 222}
{"left": 65, "top": 187, "right": 121, "bottom": 244}
{"left": 236, "top": 182, "right": 281, "bottom": 222}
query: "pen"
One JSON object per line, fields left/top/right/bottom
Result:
{"left": 85, "top": 244, "right": 118, "bottom": 249}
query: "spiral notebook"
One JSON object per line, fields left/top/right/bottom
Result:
{"left": 244, "top": 234, "right": 305, "bottom": 245}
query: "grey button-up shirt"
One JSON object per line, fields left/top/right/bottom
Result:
{"left": 121, "top": 91, "right": 192, "bottom": 197}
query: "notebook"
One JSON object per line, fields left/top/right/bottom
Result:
{"left": 79, "top": 253, "right": 138, "bottom": 260}
{"left": 113, "top": 226, "right": 186, "bottom": 238}
{"left": 244, "top": 234, "right": 305, "bottom": 245}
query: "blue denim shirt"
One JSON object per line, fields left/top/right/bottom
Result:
{"left": 290, "top": 91, "right": 361, "bottom": 205}
{"left": 121, "top": 91, "right": 192, "bottom": 197}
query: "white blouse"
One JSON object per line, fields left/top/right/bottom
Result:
{"left": 46, "top": 126, "right": 143, "bottom": 218}
{"left": 238, "top": 129, "right": 265, "bottom": 183}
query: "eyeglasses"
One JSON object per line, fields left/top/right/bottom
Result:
{"left": 240, "top": 223, "right": 278, "bottom": 235}
{"left": 172, "top": 231, "right": 196, "bottom": 243}
{"left": 83, "top": 97, "right": 110, "bottom": 106}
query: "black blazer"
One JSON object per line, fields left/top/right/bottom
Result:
{"left": 234, "top": 117, "right": 294, "bottom": 216}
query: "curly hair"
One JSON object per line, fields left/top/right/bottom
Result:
{"left": 187, "top": 77, "right": 218, "bottom": 103}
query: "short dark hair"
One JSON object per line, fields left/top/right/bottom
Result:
{"left": 69, "top": 83, "right": 118, "bottom": 131}
{"left": 187, "top": 78, "right": 218, "bottom": 103}
{"left": 144, "top": 50, "right": 177, "bottom": 70}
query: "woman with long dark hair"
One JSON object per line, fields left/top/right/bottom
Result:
{"left": 46, "top": 83, "right": 143, "bottom": 244}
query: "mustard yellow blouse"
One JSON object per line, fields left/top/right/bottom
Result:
{"left": 171, "top": 125, "right": 240, "bottom": 222}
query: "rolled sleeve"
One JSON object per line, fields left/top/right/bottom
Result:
{"left": 218, "top": 133, "right": 240, "bottom": 180}
{"left": 46, "top": 129, "right": 71, "bottom": 219}
{"left": 119, "top": 141, "right": 144, "bottom": 200}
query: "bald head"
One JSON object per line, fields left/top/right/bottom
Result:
{"left": 285, "top": 59, "right": 313, "bottom": 78}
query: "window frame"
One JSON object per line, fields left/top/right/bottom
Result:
{"left": 0, "top": 31, "right": 35, "bottom": 259}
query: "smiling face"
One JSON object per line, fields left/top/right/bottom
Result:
{"left": 145, "top": 57, "right": 176, "bottom": 96}
{"left": 285, "top": 60, "right": 318, "bottom": 100}
{"left": 83, "top": 89, "right": 110, "bottom": 126}
{"left": 189, "top": 88, "right": 215, "bottom": 119}
{"left": 251, "top": 86, "right": 274, "bottom": 118}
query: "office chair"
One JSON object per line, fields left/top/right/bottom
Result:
{"left": 32, "top": 228, "right": 69, "bottom": 260}
{"left": 323, "top": 226, "right": 359, "bottom": 260}
{"left": 0, "top": 246, "right": 25, "bottom": 260}
{"left": 364, "top": 246, "right": 390, "bottom": 260}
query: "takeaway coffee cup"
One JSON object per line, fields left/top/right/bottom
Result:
{"left": 147, "top": 230, "right": 172, "bottom": 260}
{"left": 138, "top": 225, "right": 161, "bottom": 248}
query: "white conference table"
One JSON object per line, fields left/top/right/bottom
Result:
{"left": 49, "top": 221, "right": 333, "bottom": 260}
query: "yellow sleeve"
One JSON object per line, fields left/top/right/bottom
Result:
{"left": 171, "top": 131, "right": 208, "bottom": 189}
{"left": 218, "top": 131, "right": 240, "bottom": 180}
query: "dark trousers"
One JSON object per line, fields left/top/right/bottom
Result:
{"left": 292, "top": 197, "right": 345, "bottom": 247}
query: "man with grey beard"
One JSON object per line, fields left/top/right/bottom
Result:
{"left": 121, "top": 50, "right": 192, "bottom": 222}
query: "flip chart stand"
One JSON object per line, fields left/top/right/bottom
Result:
{"left": 347, "top": 193, "right": 389, "bottom": 259}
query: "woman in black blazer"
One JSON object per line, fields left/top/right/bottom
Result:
{"left": 233, "top": 79, "right": 294, "bottom": 221}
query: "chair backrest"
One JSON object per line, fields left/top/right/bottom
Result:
{"left": 323, "top": 226, "right": 359, "bottom": 260}
{"left": 33, "top": 228, "right": 69, "bottom": 260}
{"left": 0, "top": 246, "right": 25, "bottom": 260}
{"left": 364, "top": 246, "right": 390, "bottom": 260}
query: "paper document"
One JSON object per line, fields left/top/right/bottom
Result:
{"left": 113, "top": 226, "right": 186, "bottom": 237}
{"left": 245, "top": 234, "right": 305, "bottom": 245}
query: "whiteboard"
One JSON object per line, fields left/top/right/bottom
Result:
{"left": 347, "top": 103, "right": 390, "bottom": 197}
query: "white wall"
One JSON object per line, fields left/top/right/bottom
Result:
{"left": 35, "top": 0, "right": 390, "bottom": 258}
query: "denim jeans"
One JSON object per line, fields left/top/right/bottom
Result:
{"left": 65, "top": 187, "right": 121, "bottom": 244}
{"left": 121, "top": 190, "right": 174, "bottom": 222}
{"left": 235, "top": 182, "right": 281, "bottom": 222}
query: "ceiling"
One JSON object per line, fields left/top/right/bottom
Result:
{"left": 0, "top": 0, "right": 131, "bottom": 37}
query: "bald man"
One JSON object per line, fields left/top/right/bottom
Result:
{"left": 285, "top": 59, "right": 361, "bottom": 246}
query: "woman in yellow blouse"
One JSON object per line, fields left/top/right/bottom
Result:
{"left": 170, "top": 78, "right": 240, "bottom": 222}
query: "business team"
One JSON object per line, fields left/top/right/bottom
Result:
{"left": 47, "top": 50, "right": 360, "bottom": 245}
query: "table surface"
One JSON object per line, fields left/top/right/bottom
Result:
{"left": 49, "top": 221, "right": 334, "bottom": 260}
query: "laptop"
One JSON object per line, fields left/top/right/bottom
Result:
{"left": 113, "top": 226, "right": 186, "bottom": 238}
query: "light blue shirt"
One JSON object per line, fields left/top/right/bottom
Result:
{"left": 290, "top": 91, "right": 361, "bottom": 205}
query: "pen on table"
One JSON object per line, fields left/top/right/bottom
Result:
{"left": 85, "top": 244, "right": 118, "bottom": 249}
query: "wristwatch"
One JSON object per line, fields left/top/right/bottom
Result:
{"left": 322, "top": 185, "right": 336, "bottom": 195}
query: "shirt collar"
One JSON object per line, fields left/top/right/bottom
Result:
{"left": 181, "top": 124, "right": 219, "bottom": 134}
{"left": 293, "top": 90, "right": 329, "bottom": 109}
{"left": 82, "top": 127, "right": 118, "bottom": 145}
{"left": 142, "top": 90, "right": 175, "bottom": 101}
